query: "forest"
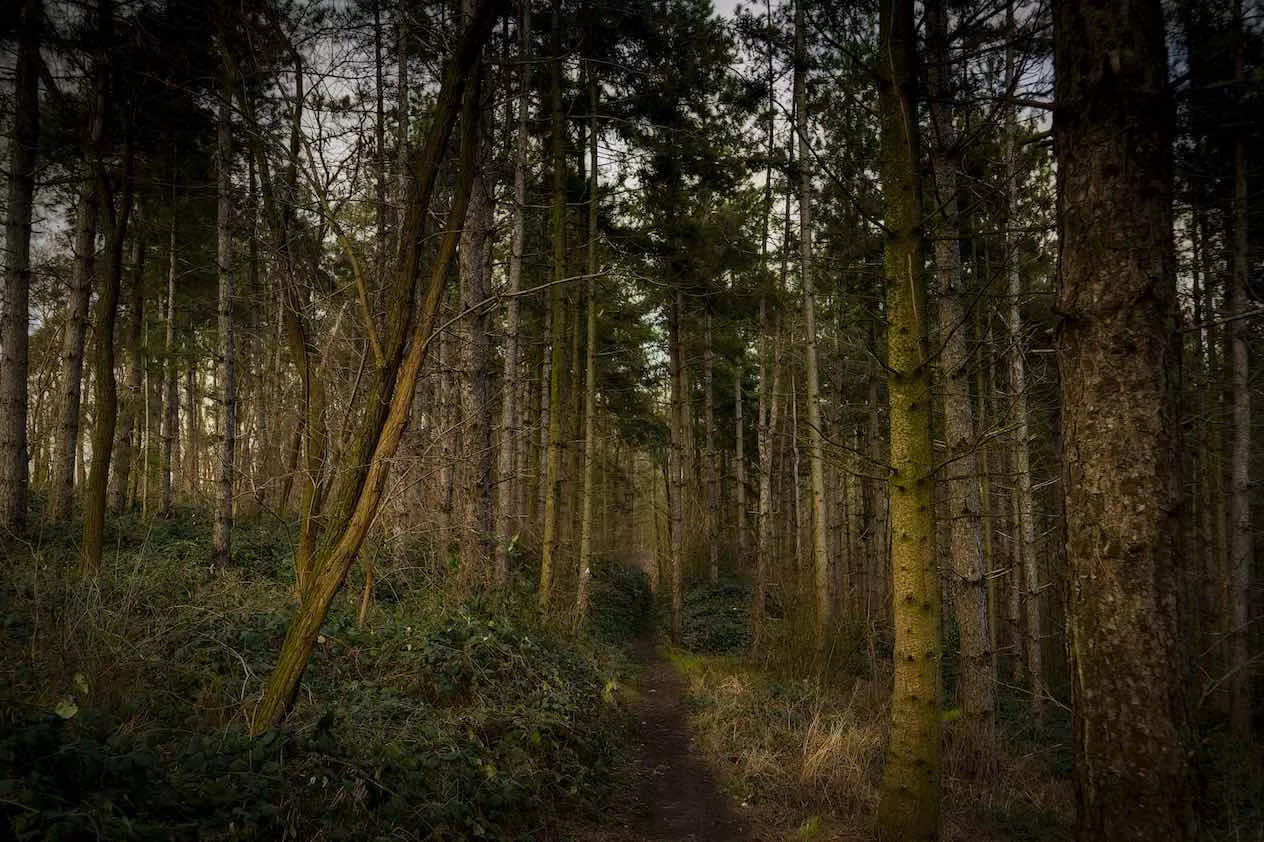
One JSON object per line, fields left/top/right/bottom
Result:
{"left": 0, "top": 0, "right": 1261, "bottom": 839}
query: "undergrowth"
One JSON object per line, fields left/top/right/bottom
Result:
{"left": 0, "top": 512, "right": 650, "bottom": 840}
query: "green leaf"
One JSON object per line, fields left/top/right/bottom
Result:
{"left": 53, "top": 697, "right": 79, "bottom": 719}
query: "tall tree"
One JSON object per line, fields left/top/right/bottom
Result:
{"left": 1005, "top": 0, "right": 1044, "bottom": 715}
{"left": 1053, "top": 0, "right": 1197, "bottom": 836}
{"left": 82, "top": 0, "right": 137, "bottom": 575}
{"left": 51, "top": 181, "right": 99, "bottom": 521}
{"left": 927, "top": 0, "right": 995, "bottom": 744}
{"left": 537, "top": 0, "right": 566, "bottom": 611}
{"left": 496, "top": 0, "right": 531, "bottom": 585}
{"left": 252, "top": 0, "right": 499, "bottom": 730}
{"left": 576, "top": 65, "right": 600, "bottom": 628}
{"left": 1224, "top": 0, "right": 1252, "bottom": 740}
{"left": 874, "top": 0, "right": 940, "bottom": 837}
{"left": 110, "top": 221, "right": 148, "bottom": 512}
{"left": 794, "top": 0, "right": 832, "bottom": 659}
{"left": 1, "top": 0, "right": 41, "bottom": 533}
{"left": 213, "top": 53, "right": 236, "bottom": 568}
{"left": 458, "top": 0, "right": 495, "bottom": 584}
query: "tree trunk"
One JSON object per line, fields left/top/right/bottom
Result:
{"left": 52, "top": 179, "right": 98, "bottom": 521}
{"left": 214, "top": 66, "right": 236, "bottom": 567}
{"left": 752, "top": 0, "right": 777, "bottom": 654}
{"left": 735, "top": 363, "right": 747, "bottom": 564}
{"left": 927, "top": 0, "right": 995, "bottom": 744}
{"left": 253, "top": 2, "right": 498, "bottom": 731}
{"left": 160, "top": 206, "right": 178, "bottom": 516}
{"left": 794, "top": 0, "right": 831, "bottom": 659}
{"left": 458, "top": 5, "right": 494, "bottom": 583}
{"left": 538, "top": 0, "right": 565, "bottom": 612}
{"left": 704, "top": 313, "right": 718, "bottom": 585}
{"left": 1226, "top": 1, "right": 1252, "bottom": 739}
{"left": 576, "top": 69, "right": 600, "bottom": 629}
{"left": 668, "top": 289, "right": 686, "bottom": 645}
{"left": 82, "top": 143, "right": 136, "bottom": 574}
{"left": 1, "top": 0, "right": 40, "bottom": 532}
{"left": 110, "top": 215, "right": 146, "bottom": 512}
{"left": 1053, "top": 0, "right": 1197, "bottom": 836}
{"left": 496, "top": 0, "right": 530, "bottom": 585}
{"left": 874, "top": 0, "right": 939, "bottom": 838}
{"left": 1005, "top": 1, "right": 1044, "bottom": 718}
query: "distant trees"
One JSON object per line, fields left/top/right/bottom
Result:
{"left": 0, "top": 3, "right": 1257, "bottom": 830}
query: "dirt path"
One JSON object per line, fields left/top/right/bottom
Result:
{"left": 577, "top": 638, "right": 750, "bottom": 841}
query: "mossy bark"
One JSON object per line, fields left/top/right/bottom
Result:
{"left": 252, "top": 1, "right": 501, "bottom": 732}
{"left": 874, "top": 0, "right": 940, "bottom": 838}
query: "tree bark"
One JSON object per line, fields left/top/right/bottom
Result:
{"left": 538, "top": 0, "right": 566, "bottom": 612}
{"left": 1005, "top": 0, "right": 1044, "bottom": 717}
{"left": 704, "top": 313, "right": 718, "bottom": 585}
{"left": 458, "top": 0, "right": 494, "bottom": 583}
{"left": 253, "top": 1, "right": 499, "bottom": 731}
{"left": 496, "top": 0, "right": 530, "bottom": 584}
{"left": 1053, "top": 0, "right": 1197, "bottom": 836}
{"left": 160, "top": 204, "right": 179, "bottom": 516}
{"left": 51, "top": 179, "right": 98, "bottom": 521}
{"left": 1226, "top": 0, "right": 1252, "bottom": 739}
{"left": 1, "top": 0, "right": 41, "bottom": 533}
{"left": 668, "top": 289, "right": 686, "bottom": 645}
{"left": 110, "top": 218, "right": 147, "bottom": 512}
{"left": 927, "top": 0, "right": 996, "bottom": 744}
{"left": 794, "top": 0, "right": 831, "bottom": 659}
{"left": 214, "top": 62, "right": 236, "bottom": 568}
{"left": 874, "top": 0, "right": 940, "bottom": 838}
{"left": 576, "top": 68, "right": 600, "bottom": 629}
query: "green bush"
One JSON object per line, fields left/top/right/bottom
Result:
{"left": 681, "top": 582, "right": 751, "bottom": 654}
{"left": 1, "top": 516, "right": 637, "bottom": 841}
{"left": 585, "top": 556, "right": 652, "bottom": 642}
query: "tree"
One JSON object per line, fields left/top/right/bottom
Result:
{"left": 1, "top": 0, "right": 41, "bottom": 533}
{"left": 537, "top": 0, "right": 566, "bottom": 612}
{"left": 81, "top": 0, "right": 137, "bottom": 576}
{"left": 213, "top": 53, "right": 236, "bottom": 568}
{"left": 926, "top": 0, "right": 995, "bottom": 746}
{"left": 1053, "top": 0, "right": 1197, "bottom": 836}
{"left": 251, "top": 0, "right": 501, "bottom": 730}
{"left": 874, "top": 0, "right": 940, "bottom": 837}
{"left": 793, "top": 0, "right": 831, "bottom": 660}
{"left": 51, "top": 179, "right": 98, "bottom": 521}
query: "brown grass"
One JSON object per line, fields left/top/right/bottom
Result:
{"left": 668, "top": 651, "right": 1074, "bottom": 841}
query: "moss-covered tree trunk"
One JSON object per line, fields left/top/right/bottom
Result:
{"left": 252, "top": 1, "right": 501, "bottom": 731}
{"left": 1054, "top": 0, "right": 1197, "bottom": 837}
{"left": 874, "top": 0, "right": 940, "bottom": 837}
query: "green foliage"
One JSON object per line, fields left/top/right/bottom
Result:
{"left": 1, "top": 516, "right": 641, "bottom": 841}
{"left": 584, "top": 556, "right": 652, "bottom": 643}
{"left": 680, "top": 582, "right": 752, "bottom": 654}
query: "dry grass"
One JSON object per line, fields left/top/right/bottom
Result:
{"left": 669, "top": 651, "right": 1074, "bottom": 841}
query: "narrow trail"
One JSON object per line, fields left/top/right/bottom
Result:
{"left": 580, "top": 637, "right": 751, "bottom": 841}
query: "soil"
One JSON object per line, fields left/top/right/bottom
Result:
{"left": 571, "top": 638, "right": 751, "bottom": 841}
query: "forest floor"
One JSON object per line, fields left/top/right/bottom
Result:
{"left": 569, "top": 637, "right": 754, "bottom": 841}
